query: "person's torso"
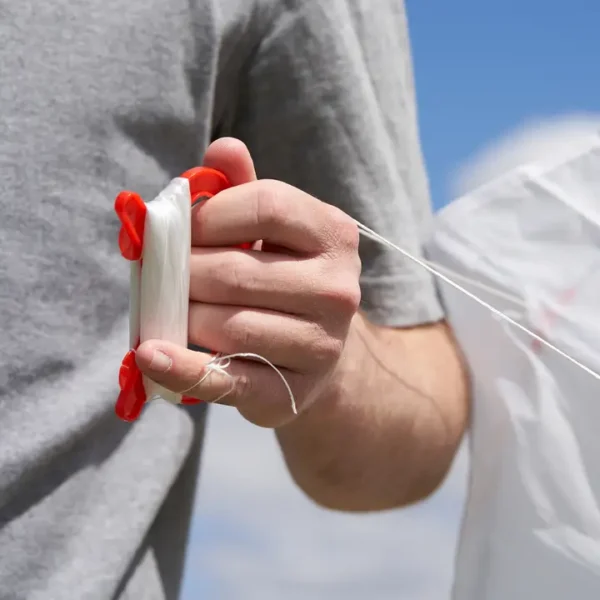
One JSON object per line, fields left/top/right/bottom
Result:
{"left": 0, "top": 0, "right": 261, "bottom": 596}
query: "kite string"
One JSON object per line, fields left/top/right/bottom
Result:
{"left": 183, "top": 218, "right": 600, "bottom": 414}
{"left": 354, "top": 220, "right": 600, "bottom": 382}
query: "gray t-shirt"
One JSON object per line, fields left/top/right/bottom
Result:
{"left": 0, "top": 0, "right": 443, "bottom": 597}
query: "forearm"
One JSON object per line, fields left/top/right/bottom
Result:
{"left": 276, "top": 312, "right": 470, "bottom": 512}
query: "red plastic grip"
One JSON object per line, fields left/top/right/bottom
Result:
{"left": 181, "top": 166, "right": 231, "bottom": 204}
{"left": 114, "top": 167, "right": 252, "bottom": 421}
{"left": 115, "top": 349, "right": 146, "bottom": 422}
{"left": 115, "top": 191, "right": 147, "bottom": 261}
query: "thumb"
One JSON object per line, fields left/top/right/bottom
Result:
{"left": 202, "top": 137, "right": 257, "bottom": 186}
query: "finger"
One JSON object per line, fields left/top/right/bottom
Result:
{"left": 192, "top": 179, "right": 359, "bottom": 255}
{"left": 189, "top": 247, "right": 351, "bottom": 317}
{"left": 188, "top": 303, "right": 342, "bottom": 373}
{"left": 202, "top": 137, "right": 257, "bottom": 186}
{"left": 135, "top": 340, "right": 301, "bottom": 428}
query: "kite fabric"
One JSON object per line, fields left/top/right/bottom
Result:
{"left": 427, "top": 117, "right": 600, "bottom": 599}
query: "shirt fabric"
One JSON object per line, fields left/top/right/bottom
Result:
{"left": 0, "top": 0, "right": 443, "bottom": 597}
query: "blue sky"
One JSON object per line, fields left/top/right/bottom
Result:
{"left": 407, "top": 0, "right": 599, "bottom": 209}
{"left": 180, "top": 3, "right": 598, "bottom": 598}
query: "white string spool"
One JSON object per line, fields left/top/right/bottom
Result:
{"left": 131, "top": 177, "right": 192, "bottom": 405}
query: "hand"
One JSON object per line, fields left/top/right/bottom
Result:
{"left": 135, "top": 138, "right": 361, "bottom": 427}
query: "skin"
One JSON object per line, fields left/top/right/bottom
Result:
{"left": 136, "top": 138, "right": 470, "bottom": 512}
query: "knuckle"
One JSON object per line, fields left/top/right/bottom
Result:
{"left": 253, "top": 180, "right": 289, "bottom": 228}
{"left": 353, "top": 250, "right": 363, "bottom": 275}
{"left": 316, "top": 275, "right": 362, "bottom": 316}
{"left": 324, "top": 205, "right": 360, "bottom": 253}
{"left": 221, "top": 311, "right": 254, "bottom": 349}
{"left": 226, "top": 254, "right": 250, "bottom": 294}
{"left": 206, "top": 252, "right": 251, "bottom": 297}
{"left": 201, "top": 254, "right": 221, "bottom": 288}
{"left": 345, "top": 280, "right": 362, "bottom": 313}
{"left": 338, "top": 215, "right": 361, "bottom": 253}
{"left": 311, "top": 333, "right": 345, "bottom": 365}
{"left": 230, "top": 370, "right": 254, "bottom": 402}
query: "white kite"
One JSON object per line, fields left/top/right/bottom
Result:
{"left": 427, "top": 115, "right": 600, "bottom": 599}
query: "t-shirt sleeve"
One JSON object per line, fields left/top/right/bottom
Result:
{"left": 219, "top": 0, "right": 444, "bottom": 327}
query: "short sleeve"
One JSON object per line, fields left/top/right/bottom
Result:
{"left": 220, "top": 0, "right": 444, "bottom": 327}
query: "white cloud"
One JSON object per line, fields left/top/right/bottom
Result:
{"left": 182, "top": 407, "right": 469, "bottom": 599}
{"left": 449, "top": 112, "right": 600, "bottom": 199}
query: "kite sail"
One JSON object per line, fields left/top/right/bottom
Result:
{"left": 427, "top": 115, "right": 600, "bottom": 599}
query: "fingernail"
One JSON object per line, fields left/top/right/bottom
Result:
{"left": 149, "top": 350, "right": 172, "bottom": 373}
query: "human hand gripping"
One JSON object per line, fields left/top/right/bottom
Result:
{"left": 135, "top": 138, "right": 362, "bottom": 428}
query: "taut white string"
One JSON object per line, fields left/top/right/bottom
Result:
{"left": 358, "top": 228, "right": 526, "bottom": 308}
{"left": 355, "top": 220, "right": 600, "bottom": 382}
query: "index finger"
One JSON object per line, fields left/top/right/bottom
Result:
{"left": 202, "top": 137, "right": 257, "bottom": 186}
{"left": 192, "top": 179, "right": 349, "bottom": 254}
